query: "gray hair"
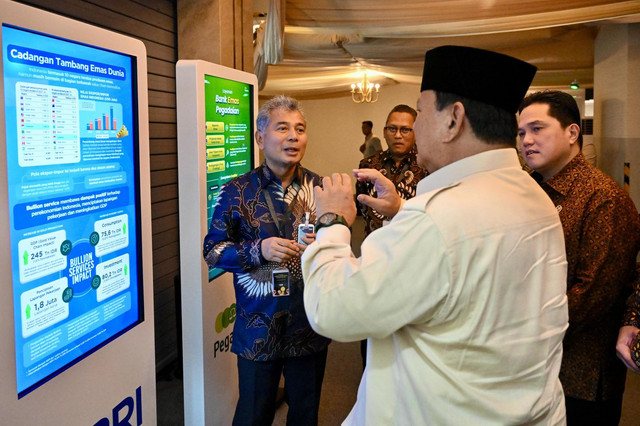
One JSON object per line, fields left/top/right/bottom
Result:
{"left": 256, "top": 95, "right": 305, "bottom": 132}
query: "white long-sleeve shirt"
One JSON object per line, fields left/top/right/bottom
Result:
{"left": 302, "top": 148, "right": 568, "bottom": 425}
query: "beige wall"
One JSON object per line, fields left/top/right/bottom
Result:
{"left": 292, "top": 83, "right": 421, "bottom": 183}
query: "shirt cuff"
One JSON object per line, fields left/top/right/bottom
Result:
{"left": 316, "top": 223, "right": 351, "bottom": 243}
{"left": 384, "top": 198, "right": 406, "bottom": 224}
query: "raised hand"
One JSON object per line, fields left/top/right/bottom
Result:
{"left": 353, "top": 168, "right": 402, "bottom": 219}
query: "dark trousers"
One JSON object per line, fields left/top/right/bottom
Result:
{"left": 233, "top": 348, "right": 328, "bottom": 426}
{"left": 565, "top": 395, "right": 623, "bottom": 426}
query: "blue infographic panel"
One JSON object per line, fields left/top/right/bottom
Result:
{"left": 2, "top": 25, "right": 142, "bottom": 396}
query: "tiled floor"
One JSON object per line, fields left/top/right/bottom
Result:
{"left": 159, "top": 345, "right": 640, "bottom": 425}
{"left": 160, "top": 217, "right": 640, "bottom": 425}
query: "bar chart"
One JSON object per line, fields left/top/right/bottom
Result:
{"left": 86, "top": 105, "right": 117, "bottom": 131}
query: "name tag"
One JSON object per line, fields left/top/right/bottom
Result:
{"left": 272, "top": 269, "right": 290, "bottom": 297}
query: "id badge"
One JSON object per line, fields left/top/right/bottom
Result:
{"left": 272, "top": 269, "right": 290, "bottom": 297}
{"left": 298, "top": 223, "right": 315, "bottom": 245}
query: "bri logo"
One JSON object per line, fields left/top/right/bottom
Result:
{"left": 93, "top": 386, "right": 142, "bottom": 425}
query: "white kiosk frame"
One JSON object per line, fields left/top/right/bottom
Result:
{"left": 177, "top": 59, "right": 259, "bottom": 426}
{"left": 0, "top": 1, "right": 155, "bottom": 424}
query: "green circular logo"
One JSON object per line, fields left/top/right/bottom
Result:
{"left": 228, "top": 303, "right": 236, "bottom": 324}
{"left": 60, "top": 240, "right": 72, "bottom": 256}
{"left": 62, "top": 287, "right": 74, "bottom": 303}
{"left": 91, "top": 275, "right": 101, "bottom": 289}
{"left": 215, "top": 303, "right": 236, "bottom": 333}
{"left": 89, "top": 232, "right": 100, "bottom": 246}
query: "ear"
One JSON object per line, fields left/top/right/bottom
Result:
{"left": 443, "top": 101, "right": 465, "bottom": 143}
{"left": 255, "top": 129, "right": 264, "bottom": 150}
{"left": 567, "top": 123, "right": 580, "bottom": 145}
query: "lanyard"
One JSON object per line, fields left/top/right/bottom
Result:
{"left": 264, "top": 177, "right": 301, "bottom": 238}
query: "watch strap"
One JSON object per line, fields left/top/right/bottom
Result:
{"left": 315, "top": 213, "right": 349, "bottom": 232}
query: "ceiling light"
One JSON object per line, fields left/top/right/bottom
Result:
{"left": 570, "top": 79, "right": 579, "bottom": 90}
{"left": 350, "top": 72, "right": 380, "bottom": 103}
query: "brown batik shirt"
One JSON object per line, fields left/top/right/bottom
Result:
{"left": 356, "top": 147, "right": 427, "bottom": 236}
{"left": 534, "top": 153, "right": 640, "bottom": 401}
{"left": 623, "top": 282, "right": 640, "bottom": 328}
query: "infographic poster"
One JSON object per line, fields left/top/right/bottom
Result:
{"left": 2, "top": 25, "right": 142, "bottom": 396}
{"left": 204, "top": 74, "right": 253, "bottom": 280}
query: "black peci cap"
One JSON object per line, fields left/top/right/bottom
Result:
{"left": 421, "top": 45, "right": 537, "bottom": 114}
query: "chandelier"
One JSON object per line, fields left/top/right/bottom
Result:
{"left": 350, "top": 72, "right": 380, "bottom": 103}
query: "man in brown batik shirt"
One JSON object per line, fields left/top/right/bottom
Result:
{"left": 518, "top": 90, "right": 640, "bottom": 426}
{"left": 355, "top": 104, "right": 427, "bottom": 368}
{"left": 356, "top": 104, "right": 427, "bottom": 236}
{"left": 617, "top": 270, "right": 640, "bottom": 373}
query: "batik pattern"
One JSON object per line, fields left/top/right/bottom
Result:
{"left": 356, "top": 147, "right": 427, "bottom": 235}
{"left": 534, "top": 153, "right": 640, "bottom": 400}
{"left": 203, "top": 163, "right": 330, "bottom": 360}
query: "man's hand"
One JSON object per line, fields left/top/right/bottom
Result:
{"left": 300, "top": 232, "right": 316, "bottom": 247}
{"left": 353, "top": 168, "right": 402, "bottom": 219}
{"left": 314, "top": 173, "right": 357, "bottom": 226}
{"left": 616, "top": 325, "right": 640, "bottom": 373}
{"left": 261, "top": 237, "right": 303, "bottom": 263}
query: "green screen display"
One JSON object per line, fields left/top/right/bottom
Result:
{"left": 204, "top": 74, "right": 254, "bottom": 280}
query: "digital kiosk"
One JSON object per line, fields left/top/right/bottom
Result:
{"left": 0, "top": 2, "right": 155, "bottom": 424}
{"left": 177, "top": 60, "right": 258, "bottom": 426}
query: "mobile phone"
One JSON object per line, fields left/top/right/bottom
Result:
{"left": 298, "top": 223, "right": 315, "bottom": 245}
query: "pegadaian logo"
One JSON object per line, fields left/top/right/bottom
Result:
{"left": 214, "top": 303, "right": 236, "bottom": 357}
{"left": 215, "top": 303, "right": 236, "bottom": 333}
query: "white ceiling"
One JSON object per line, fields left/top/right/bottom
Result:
{"left": 254, "top": 0, "right": 640, "bottom": 99}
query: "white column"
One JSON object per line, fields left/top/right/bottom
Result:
{"left": 594, "top": 23, "right": 640, "bottom": 207}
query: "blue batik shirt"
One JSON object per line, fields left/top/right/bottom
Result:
{"left": 203, "top": 163, "right": 331, "bottom": 361}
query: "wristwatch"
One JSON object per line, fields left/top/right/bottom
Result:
{"left": 315, "top": 212, "right": 349, "bottom": 232}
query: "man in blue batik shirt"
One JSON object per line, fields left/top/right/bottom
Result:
{"left": 203, "top": 95, "right": 330, "bottom": 426}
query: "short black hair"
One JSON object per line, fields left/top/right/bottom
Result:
{"left": 386, "top": 104, "right": 417, "bottom": 124}
{"left": 362, "top": 120, "right": 373, "bottom": 127}
{"left": 518, "top": 90, "right": 583, "bottom": 148}
{"left": 434, "top": 91, "right": 518, "bottom": 146}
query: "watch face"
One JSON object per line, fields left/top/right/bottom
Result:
{"left": 319, "top": 212, "right": 337, "bottom": 224}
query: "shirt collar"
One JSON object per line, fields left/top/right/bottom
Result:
{"left": 379, "top": 149, "right": 394, "bottom": 164}
{"left": 379, "top": 146, "right": 417, "bottom": 166}
{"left": 417, "top": 148, "right": 521, "bottom": 194}
{"left": 259, "top": 162, "right": 302, "bottom": 189}
{"left": 539, "top": 153, "right": 587, "bottom": 197}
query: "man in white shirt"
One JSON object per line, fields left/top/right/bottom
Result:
{"left": 301, "top": 46, "right": 569, "bottom": 425}
{"left": 359, "top": 120, "right": 382, "bottom": 158}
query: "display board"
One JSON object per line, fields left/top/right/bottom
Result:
{"left": 203, "top": 74, "right": 254, "bottom": 280}
{"left": 2, "top": 23, "right": 143, "bottom": 398}
{"left": 0, "top": 2, "right": 155, "bottom": 424}
{"left": 177, "top": 59, "right": 258, "bottom": 426}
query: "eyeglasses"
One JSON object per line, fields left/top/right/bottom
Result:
{"left": 384, "top": 126, "right": 413, "bottom": 136}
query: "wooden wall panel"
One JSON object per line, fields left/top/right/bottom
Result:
{"left": 151, "top": 169, "right": 178, "bottom": 187}
{"left": 16, "top": 0, "right": 181, "bottom": 372}
{"left": 150, "top": 139, "right": 178, "bottom": 155}
{"left": 152, "top": 214, "right": 179, "bottom": 236}
{"left": 152, "top": 227, "right": 179, "bottom": 249}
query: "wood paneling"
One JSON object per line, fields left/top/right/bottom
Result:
{"left": 151, "top": 169, "right": 178, "bottom": 187}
